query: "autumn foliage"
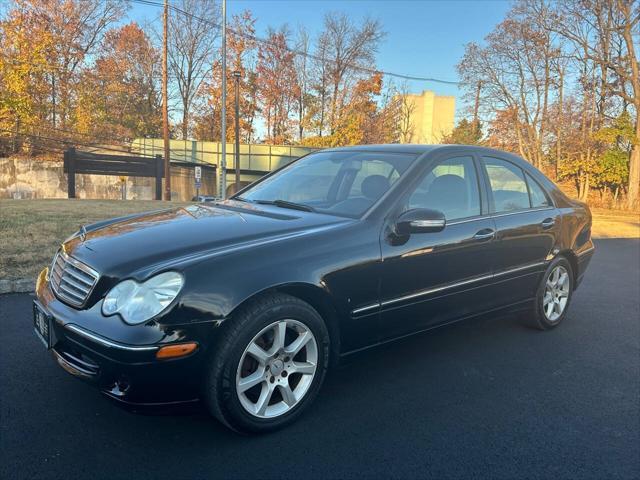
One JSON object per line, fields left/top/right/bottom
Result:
{"left": 456, "top": 0, "right": 639, "bottom": 209}
{"left": 0, "top": 1, "right": 398, "bottom": 154}
{"left": 1, "top": 0, "right": 636, "bottom": 209}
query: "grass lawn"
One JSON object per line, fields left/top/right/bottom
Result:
{"left": 0, "top": 199, "right": 189, "bottom": 281}
{"left": 591, "top": 208, "right": 640, "bottom": 239}
{"left": 1, "top": 199, "right": 638, "bottom": 282}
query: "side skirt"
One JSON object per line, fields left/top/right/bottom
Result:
{"left": 338, "top": 298, "right": 534, "bottom": 359}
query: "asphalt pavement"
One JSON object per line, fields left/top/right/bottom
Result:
{"left": 1, "top": 238, "right": 638, "bottom": 479}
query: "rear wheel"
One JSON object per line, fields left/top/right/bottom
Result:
{"left": 528, "top": 257, "right": 573, "bottom": 330}
{"left": 204, "top": 293, "right": 329, "bottom": 433}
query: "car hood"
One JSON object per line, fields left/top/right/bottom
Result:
{"left": 63, "top": 201, "right": 350, "bottom": 278}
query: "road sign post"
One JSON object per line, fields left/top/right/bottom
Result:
{"left": 119, "top": 176, "right": 127, "bottom": 200}
{"left": 195, "top": 166, "right": 202, "bottom": 198}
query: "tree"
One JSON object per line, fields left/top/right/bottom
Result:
{"left": 442, "top": 119, "right": 484, "bottom": 145}
{"left": 256, "top": 27, "right": 298, "bottom": 144}
{"left": 321, "top": 12, "right": 385, "bottom": 134}
{"left": 302, "top": 72, "right": 393, "bottom": 147}
{"left": 373, "top": 81, "right": 403, "bottom": 144}
{"left": 193, "top": 10, "right": 258, "bottom": 143}
{"left": 485, "top": 108, "right": 522, "bottom": 153}
{"left": 592, "top": 111, "right": 634, "bottom": 203}
{"left": 593, "top": 148, "right": 629, "bottom": 204}
{"left": 548, "top": 0, "right": 639, "bottom": 207}
{"left": 0, "top": 0, "right": 124, "bottom": 153}
{"left": 456, "top": 0, "right": 638, "bottom": 207}
{"left": 458, "top": 3, "right": 560, "bottom": 169}
{"left": 166, "top": 0, "right": 219, "bottom": 139}
{"left": 41, "top": 0, "right": 124, "bottom": 130}
{"left": 309, "top": 30, "right": 331, "bottom": 136}
{"left": 546, "top": 90, "right": 610, "bottom": 202}
{"left": 293, "top": 25, "right": 313, "bottom": 141}
{"left": 76, "top": 22, "right": 161, "bottom": 140}
{"left": 395, "top": 82, "right": 415, "bottom": 144}
{"left": 0, "top": 2, "right": 53, "bottom": 153}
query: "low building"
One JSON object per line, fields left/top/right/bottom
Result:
{"left": 399, "top": 90, "right": 455, "bottom": 144}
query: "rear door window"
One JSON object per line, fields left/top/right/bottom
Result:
{"left": 482, "top": 157, "right": 530, "bottom": 212}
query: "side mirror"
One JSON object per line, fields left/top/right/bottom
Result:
{"left": 395, "top": 208, "right": 446, "bottom": 235}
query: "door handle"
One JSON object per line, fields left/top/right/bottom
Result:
{"left": 473, "top": 229, "right": 495, "bottom": 240}
{"left": 541, "top": 218, "right": 555, "bottom": 229}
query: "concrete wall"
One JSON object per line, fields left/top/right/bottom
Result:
{"left": 1, "top": 142, "right": 319, "bottom": 200}
{"left": 0, "top": 157, "right": 216, "bottom": 201}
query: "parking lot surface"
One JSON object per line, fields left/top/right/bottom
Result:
{"left": 1, "top": 238, "right": 638, "bottom": 479}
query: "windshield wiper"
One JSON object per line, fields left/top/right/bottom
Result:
{"left": 253, "top": 199, "right": 316, "bottom": 212}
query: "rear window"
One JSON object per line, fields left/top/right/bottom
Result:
{"left": 525, "top": 173, "right": 551, "bottom": 208}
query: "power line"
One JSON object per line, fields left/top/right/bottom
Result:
{"left": 3, "top": 129, "right": 226, "bottom": 162}
{"left": 130, "top": 0, "right": 461, "bottom": 86}
{"left": 3, "top": 128, "right": 315, "bottom": 161}
{"left": 4, "top": 58, "right": 208, "bottom": 80}
{"left": 2, "top": 129, "right": 158, "bottom": 157}
{"left": 6, "top": 2, "right": 461, "bottom": 85}
{"left": 38, "top": 125, "right": 135, "bottom": 145}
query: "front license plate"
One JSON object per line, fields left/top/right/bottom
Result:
{"left": 33, "top": 301, "right": 53, "bottom": 349}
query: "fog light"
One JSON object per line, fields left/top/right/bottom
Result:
{"left": 156, "top": 342, "right": 198, "bottom": 360}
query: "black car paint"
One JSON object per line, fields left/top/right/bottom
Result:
{"left": 34, "top": 145, "right": 594, "bottom": 405}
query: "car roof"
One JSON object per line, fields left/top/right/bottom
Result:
{"left": 321, "top": 144, "right": 533, "bottom": 166}
{"left": 321, "top": 144, "right": 525, "bottom": 157}
{"left": 322, "top": 144, "right": 440, "bottom": 155}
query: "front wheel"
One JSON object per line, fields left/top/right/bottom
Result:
{"left": 528, "top": 256, "right": 574, "bottom": 330}
{"left": 204, "top": 293, "right": 329, "bottom": 433}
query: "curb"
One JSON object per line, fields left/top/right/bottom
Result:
{"left": 0, "top": 279, "right": 35, "bottom": 295}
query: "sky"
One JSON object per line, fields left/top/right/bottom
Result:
{"left": 130, "top": 0, "right": 512, "bottom": 119}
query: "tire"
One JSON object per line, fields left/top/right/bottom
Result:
{"left": 527, "top": 256, "right": 574, "bottom": 331}
{"left": 203, "top": 292, "right": 330, "bottom": 433}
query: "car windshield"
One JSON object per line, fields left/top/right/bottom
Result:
{"left": 237, "top": 150, "right": 418, "bottom": 218}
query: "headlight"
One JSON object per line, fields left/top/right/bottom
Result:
{"left": 102, "top": 272, "right": 184, "bottom": 325}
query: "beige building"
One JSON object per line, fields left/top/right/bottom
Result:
{"left": 399, "top": 90, "right": 455, "bottom": 144}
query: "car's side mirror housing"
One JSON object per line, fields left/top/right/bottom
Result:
{"left": 395, "top": 208, "right": 446, "bottom": 235}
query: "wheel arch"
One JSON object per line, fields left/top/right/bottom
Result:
{"left": 227, "top": 282, "right": 343, "bottom": 367}
{"left": 557, "top": 249, "right": 579, "bottom": 284}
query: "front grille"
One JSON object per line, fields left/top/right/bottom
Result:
{"left": 49, "top": 250, "right": 99, "bottom": 307}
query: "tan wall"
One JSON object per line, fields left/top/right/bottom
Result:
{"left": 402, "top": 90, "right": 455, "bottom": 144}
{"left": 432, "top": 95, "right": 456, "bottom": 143}
{"left": 0, "top": 157, "right": 216, "bottom": 201}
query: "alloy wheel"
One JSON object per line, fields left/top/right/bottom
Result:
{"left": 235, "top": 319, "right": 318, "bottom": 419}
{"left": 543, "top": 265, "right": 570, "bottom": 322}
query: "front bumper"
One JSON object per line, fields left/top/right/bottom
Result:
{"left": 35, "top": 269, "right": 218, "bottom": 406}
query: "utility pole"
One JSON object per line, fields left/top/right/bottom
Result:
{"left": 162, "top": 0, "right": 171, "bottom": 200}
{"left": 232, "top": 70, "right": 241, "bottom": 193}
{"left": 472, "top": 80, "right": 482, "bottom": 137}
{"left": 218, "top": 0, "right": 227, "bottom": 199}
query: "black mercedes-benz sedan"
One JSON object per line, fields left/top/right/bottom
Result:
{"left": 33, "top": 145, "right": 594, "bottom": 433}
